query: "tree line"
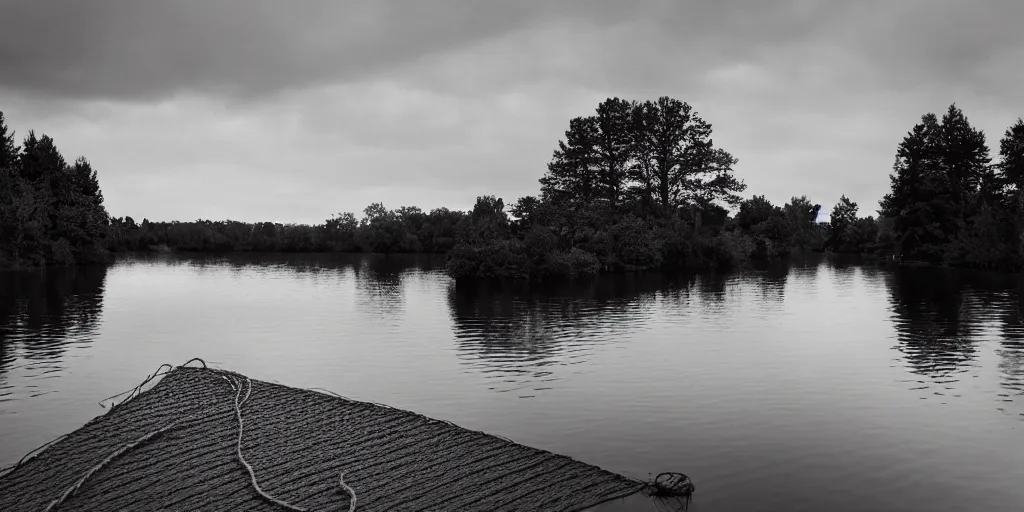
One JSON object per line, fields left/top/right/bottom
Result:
{"left": 445, "top": 99, "right": 1022, "bottom": 278}
{"left": 1, "top": 99, "right": 1021, "bottom": 276}
{"left": 106, "top": 205, "right": 467, "bottom": 255}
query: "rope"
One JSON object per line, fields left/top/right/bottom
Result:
{"left": 225, "top": 372, "right": 357, "bottom": 512}
{"left": 578, "top": 472, "right": 694, "bottom": 512}
{"left": 643, "top": 472, "right": 695, "bottom": 498}
{"left": 44, "top": 417, "right": 193, "bottom": 512}
{"left": 98, "top": 358, "right": 207, "bottom": 411}
{"left": 2, "top": 360, "right": 210, "bottom": 477}
{"left": 339, "top": 473, "right": 357, "bottom": 512}
{"left": 5, "top": 359, "right": 681, "bottom": 512}
{"left": 226, "top": 373, "right": 305, "bottom": 511}
{"left": 14, "top": 359, "right": 358, "bottom": 512}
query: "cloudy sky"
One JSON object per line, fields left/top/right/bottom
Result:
{"left": 1, "top": 0, "right": 1022, "bottom": 224}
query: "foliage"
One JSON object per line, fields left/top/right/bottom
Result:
{"left": 0, "top": 113, "right": 111, "bottom": 268}
{"left": 5, "top": 99, "right": 1022, "bottom": 277}
{"left": 878, "top": 104, "right": 1022, "bottom": 271}
{"left": 542, "top": 97, "right": 746, "bottom": 214}
{"left": 107, "top": 206, "right": 469, "bottom": 256}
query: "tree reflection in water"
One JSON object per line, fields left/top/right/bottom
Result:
{"left": 446, "top": 275, "right": 682, "bottom": 396}
{"left": 885, "top": 265, "right": 1024, "bottom": 406}
{"left": 0, "top": 266, "right": 108, "bottom": 388}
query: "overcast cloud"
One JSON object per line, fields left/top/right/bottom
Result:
{"left": 1, "top": 0, "right": 1022, "bottom": 223}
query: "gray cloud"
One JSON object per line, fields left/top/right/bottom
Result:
{"left": 0, "top": 0, "right": 874, "bottom": 102}
{"left": 4, "top": 1, "right": 1020, "bottom": 103}
{"left": 0, "top": 0, "right": 614, "bottom": 101}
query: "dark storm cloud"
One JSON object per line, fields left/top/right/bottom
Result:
{"left": 0, "top": 0, "right": 608, "bottom": 101}
{"left": 3, "top": 0, "right": 1020, "bottom": 104}
{"left": 0, "top": 0, "right": 867, "bottom": 102}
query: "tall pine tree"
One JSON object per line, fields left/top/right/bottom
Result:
{"left": 540, "top": 116, "right": 600, "bottom": 207}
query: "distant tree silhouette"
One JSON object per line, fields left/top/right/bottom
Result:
{"left": 3, "top": 100, "right": 1020, "bottom": 276}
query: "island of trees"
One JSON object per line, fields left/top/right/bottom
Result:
{"left": 1, "top": 98, "right": 1021, "bottom": 277}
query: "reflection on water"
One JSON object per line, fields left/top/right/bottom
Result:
{"left": 353, "top": 257, "right": 411, "bottom": 323}
{"left": 885, "top": 266, "right": 1024, "bottom": 403}
{"left": 447, "top": 275, "right": 672, "bottom": 396}
{"left": 0, "top": 266, "right": 107, "bottom": 400}
{"left": 1, "top": 254, "right": 1023, "bottom": 511}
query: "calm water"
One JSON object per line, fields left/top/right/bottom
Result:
{"left": 1, "top": 253, "right": 1022, "bottom": 511}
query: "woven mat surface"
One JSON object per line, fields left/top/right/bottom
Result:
{"left": 0, "top": 367, "right": 642, "bottom": 511}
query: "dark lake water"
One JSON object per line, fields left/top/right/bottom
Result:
{"left": 1, "top": 253, "right": 1022, "bottom": 511}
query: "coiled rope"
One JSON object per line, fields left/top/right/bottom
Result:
{"left": 35, "top": 359, "right": 357, "bottom": 512}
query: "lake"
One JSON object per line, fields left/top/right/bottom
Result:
{"left": 1, "top": 253, "right": 1022, "bottom": 511}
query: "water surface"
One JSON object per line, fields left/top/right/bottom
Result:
{"left": 1, "top": 253, "right": 1022, "bottom": 511}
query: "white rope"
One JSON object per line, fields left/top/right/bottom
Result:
{"left": 229, "top": 374, "right": 306, "bottom": 511}
{"left": 227, "top": 373, "right": 357, "bottom": 511}
{"left": 339, "top": 472, "right": 357, "bottom": 512}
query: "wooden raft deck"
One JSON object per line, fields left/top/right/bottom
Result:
{"left": 0, "top": 365, "right": 647, "bottom": 511}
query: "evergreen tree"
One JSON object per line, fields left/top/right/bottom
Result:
{"left": 593, "top": 98, "right": 633, "bottom": 206}
{"left": 937, "top": 104, "right": 991, "bottom": 206}
{"left": 880, "top": 112, "right": 953, "bottom": 262}
{"left": 540, "top": 116, "right": 600, "bottom": 207}
{"left": 998, "top": 118, "right": 1024, "bottom": 207}
{"left": 996, "top": 118, "right": 1024, "bottom": 264}
{"left": 0, "top": 112, "right": 17, "bottom": 169}
{"left": 879, "top": 114, "right": 942, "bottom": 219}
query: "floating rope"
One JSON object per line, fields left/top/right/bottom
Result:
{"left": 644, "top": 472, "right": 696, "bottom": 498}
{"left": 580, "top": 472, "right": 695, "bottom": 512}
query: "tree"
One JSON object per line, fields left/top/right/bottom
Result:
{"left": 540, "top": 116, "right": 600, "bottom": 207}
{"left": 0, "top": 112, "right": 17, "bottom": 169}
{"left": 632, "top": 97, "right": 696, "bottom": 210}
{"left": 509, "top": 195, "right": 541, "bottom": 233}
{"left": 0, "top": 112, "right": 111, "bottom": 267}
{"left": 996, "top": 118, "right": 1024, "bottom": 264}
{"left": 359, "top": 203, "right": 404, "bottom": 254}
{"left": 541, "top": 96, "right": 744, "bottom": 216}
{"left": 829, "top": 195, "right": 858, "bottom": 250}
{"left": 937, "top": 104, "right": 991, "bottom": 206}
{"left": 998, "top": 118, "right": 1024, "bottom": 207}
{"left": 593, "top": 98, "right": 633, "bottom": 206}
{"left": 783, "top": 196, "right": 822, "bottom": 250}
{"left": 632, "top": 97, "right": 746, "bottom": 211}
{"left": 735, "top": 195, "right": 778, "bottom": 230}
{"left": 324, "top": 212, "right": 358, "bottom": 252}
{"left": 460, "top": 195, "right": 509, "bottom": 243}
{"left": 784, "top": 196, "right": 821, "bottom": 226}
{"left": 880, "top": 110, "right": 958, "bottom": 263}
{"left": 879, "top": 113, "right": 942, "bottom": 219}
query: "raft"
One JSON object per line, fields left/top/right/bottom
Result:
{"left": 0, "top": 361, "right": 692, "bottom": 511}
